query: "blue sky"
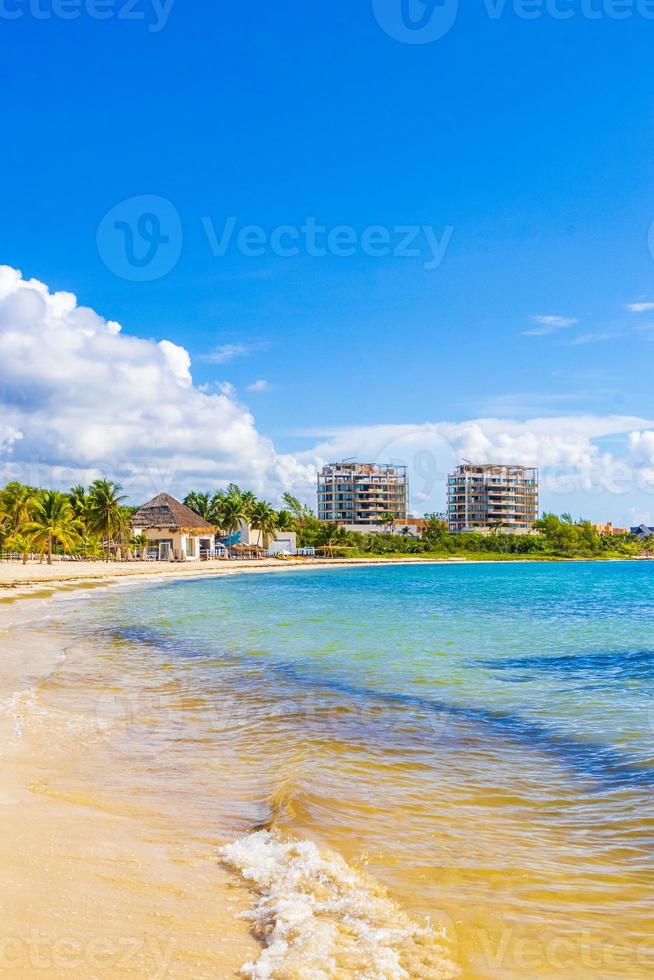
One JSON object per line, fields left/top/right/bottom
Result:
{"left": 2, "top": 2, "right": 654, "bottom": 520}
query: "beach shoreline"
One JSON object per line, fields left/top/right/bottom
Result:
{"left": 1, "top": 559, "right": 652, "bottom": 978}
{"left": 0, "top": 571, "right": 265, "bottom": 978}
{"left": 0, "top": 559, "right": 461, "bottom": 978}
{"left": 0, "top": 552, "right": 644, "bottom": 604}
{"left": 0, "top": 554, "right": 470, "bottom": 604}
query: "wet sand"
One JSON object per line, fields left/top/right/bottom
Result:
{"left": 3, "top": 560, "right": 650, "bottom": 979}
{"left": 0, "top": 593, "right": 262, "bottom": 978}
{"left": 0, "top": 564, "right": 452, "bottom": 979}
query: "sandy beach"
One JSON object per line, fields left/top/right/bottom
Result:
{"left": 0, "top": 577, "right": 264, "bottom": 978}
{"left": 0, "top": 557, "right": 453, "bottom": 979}
{"left": 0, "top": 555, "right": 456, "bottom": 602}
{"left": 0, "top": 553, "right": 642, "bottom": 606}
{"left": 2, "top": 560, "right": 653, "bottom": 978}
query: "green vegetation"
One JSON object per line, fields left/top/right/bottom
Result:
{"left": 24, "top": 491, "right": 81, "bottom": 565}
{"left": 332, "top": 513, "right": 645, "bottom": 560}
{"left": 256, "top": 506, "right": 647, "bottom": 560}
{"left": 0, "top": 479, "right": 132, "bottom": 563}
{"left": 183, "top": 485, "right": 299, "bottom": 547}
{"left": 249, "top": 500, "right": 279, "bottom": 549}
{"left": 0, "top": 478, "right": 649, "bottom": 562}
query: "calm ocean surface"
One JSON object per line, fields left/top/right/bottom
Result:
{"left": 54, "top": 562, "right": 654, "bottom": 978}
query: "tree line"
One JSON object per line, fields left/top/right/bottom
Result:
{"left": 263, "top": 506, "right": 646, "bottom": 559}
{"left": 183, "top": 485, "right": 293, "bottom": 549}
{"left": 0, "top": 481, "right": 337, "bottom": 562}
{"left": 0, "top": 479, "right": 648, "bottom": 562}
{"left": 0, "top": 480, "right": 130, "bottom": 564}
{"left": 334, "top": 512, "right": 645, "bottom": 559}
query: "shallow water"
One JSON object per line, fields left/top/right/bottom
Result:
{"left": 5, "top": 563, "right": 654, "bottom": 978}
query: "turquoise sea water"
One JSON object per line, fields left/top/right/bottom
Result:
{"left": 59, "top": 562, "right": 654, "bottom": 978}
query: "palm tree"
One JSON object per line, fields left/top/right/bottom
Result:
{"left": 0, "top": 508, "right": 11, "bottom": 551}
{"left": 132, "top": 533, "right": 150, "bottom": 561}
{"left": 0, "top": 481, "right": 40, "bottom": 531}
{"left": 249, "top": 500, "right": 278, "bottom": 550}
{"left": 239, "top": 490, "right": 258, "bottom": 520}
{"left": 217, "top": 496, "right": 247, "bottom": 544}
{"left": 5, "top": 531, "right": 32, "bottom": 564}
{"left": 276, "top": 509, "right": 295, "bottom": 532}
{"left": 86, "top": 480, "right": 127, "bottom": 560}
{"left": 68, "top": 484, "right": 88, "bottom": 522}
{"left": 183, "top": 491, "right": 211, "bottom": 519}
{"left": 209, "top": 490, "right": 227, "bottom": 526}
{"left": 378, "top": 512, "right": 397, "bottom": 533}
{"left": 79, "top": 533, "right": 104, "bottom": 561}
{"left": 281, "top": 492, "right": 313, "bottom": 523}
{"left": 24, "top": 491, "right": 81, "bottom": 565}
{"left": 113, "top": 507, "right": 133, "bottom": 561}
{"left": 224, "top": 485, "right": 257, "bottom": 519}
{"left": 316, "top": 524, "right": 350, "bottom": 558}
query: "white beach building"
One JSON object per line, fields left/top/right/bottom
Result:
{"left": 237, "top": 519, "right": 297, "bottom": 555}
{"left": 131, "top": 492, "right": 216, "bottom": 561}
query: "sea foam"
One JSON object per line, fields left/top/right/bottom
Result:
{"left": 220, "top": 830, "right": 458, "bottom": 980}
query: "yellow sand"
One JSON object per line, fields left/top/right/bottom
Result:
{"left": 0, "top": 560, "right": 447, "bottom": 980}
{"left": 0, "top": 555, "right": 451, "bottom": 602}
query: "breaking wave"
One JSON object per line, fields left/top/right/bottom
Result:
{"left": 220, "top": 830, "right": 459, "bottom": 980}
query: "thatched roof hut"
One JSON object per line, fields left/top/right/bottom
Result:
{"left": 132, "top": 493, "right": 215, "bottom": 534}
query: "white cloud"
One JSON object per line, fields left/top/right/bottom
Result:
{"left": 0, "top": 423, "right": 22, "bottom": 455}
{"left": 246, "top": 380, "right": 269, "bottom": 392}
{"left": 626, "top": 302, "right": 654, "bottom": 313}
{"left": 199, "top": 341, "right": 267, "bottom": 364}
{"left": 628, "top": 430, "right": 654, "bottom": 463}
{"left": 4, "top": 263, "right": 654, "bottom": 524}
{"left": 523, "top": 314, "right": 578, "bottom": 336}
{"left": 158, "top": 339, "right": 192, "bottom": 387}
{"left": 296, "top": 416, "right": 654, "bottom": 516}
{"left": 0, "top": 266, "right": 314, "bottom": 503}
{"left": 568, "top": 331, "right": 619, "bottom": 346}
{"left": 626, "top": 432, "right": 654, "bottom": 496}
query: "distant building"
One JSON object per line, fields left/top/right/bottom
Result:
{"left": 238, "top": 520, "right": 297, "bottom": 555}
{"left": 630, "top": 524, "right": 654, "bottom": 540}
{"left": 591, "top": 522, "right": 628, "bottom": 536}
{"left": 317, "top": 462, "right": 408, "bottom": 526}
{"left": 447, "top": 464, "right": 538, "bottom": 533}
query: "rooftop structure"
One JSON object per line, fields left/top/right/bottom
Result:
{"left": 591, "top": 522, "right": 628, "bottom": 536}
{"left": 132, "top": 492, "right": 215, "bottom": 561}
{"left": 447, "top": 464, "right": 538, "bottom": 533}
{"left": 317, "top": 462, "right": 408, "bottom": 526}
{"left": 630, "top": 524, "right": 654, "bottom": 540}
